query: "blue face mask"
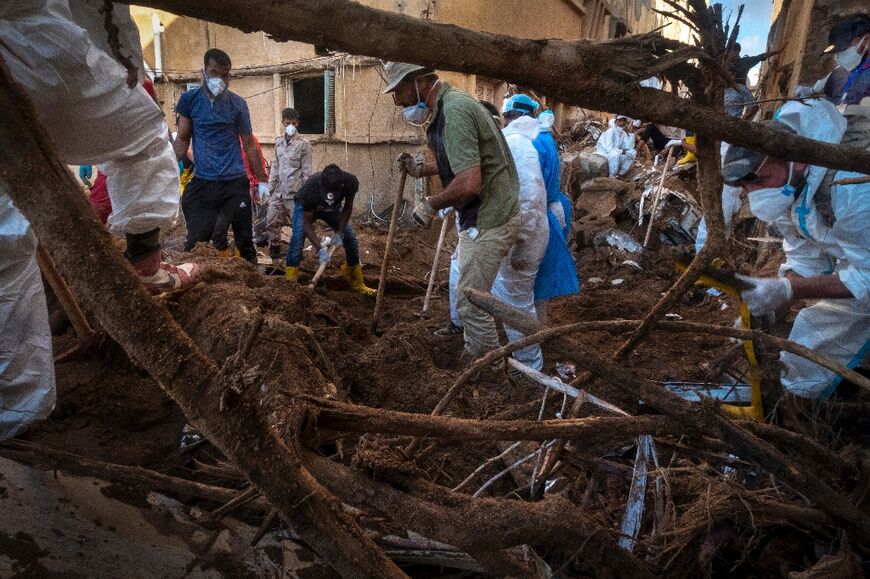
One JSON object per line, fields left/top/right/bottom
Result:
{"left": 402, "top": 79, "right": 431, "bottom": 126}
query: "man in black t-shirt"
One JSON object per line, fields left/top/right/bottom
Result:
{"left": 285, "top": 164, "right": 375, "bottom": 295}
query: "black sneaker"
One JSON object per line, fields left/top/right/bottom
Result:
{"left": 434, "top": 322, "right": 463, "bottom": 338}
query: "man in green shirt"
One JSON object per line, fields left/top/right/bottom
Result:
{"left": 384, "top": 62, "right": 520, "bottom": 371}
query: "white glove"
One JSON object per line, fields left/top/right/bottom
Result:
{"left": 330, "top": 235, "right": 343, "bottom": 249}
{"left": 258, "top": 182, "right": 270, "bottom": 199}
{"left": 736, "top": 274, "right": 793, "bottom": 317}
{"left": 664, "top": 139, "right": 683, "bottom": 149}
{"left": 318, "top": 246, "right": 330, "bottom": 264}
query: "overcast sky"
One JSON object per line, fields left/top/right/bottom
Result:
{"left": 709, "top": 0, "right": 774, "bottom": 84}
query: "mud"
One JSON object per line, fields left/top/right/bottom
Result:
{"left": 16, "top": 163, "right": 868, "bottom": 577}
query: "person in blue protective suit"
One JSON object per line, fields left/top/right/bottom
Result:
{"left": 530, "top": 108, "right": 580, "bottom": 322}
{"left": 725, "top": 98, "right": 870, "bottom": 401}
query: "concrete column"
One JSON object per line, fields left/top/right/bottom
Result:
{"left": 273, "top": 73, "right": 282, "bottom": 137}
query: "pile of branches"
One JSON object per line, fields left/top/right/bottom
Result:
{"left": 3, "top": 1, "right": 869, "bottom": 577}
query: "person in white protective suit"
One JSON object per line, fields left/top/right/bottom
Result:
{"left": 693, "top": 44, "right": 759, "bottom": 253}
{"left": 595, "top": 115, "right": 637, "bottom": 178}
{"left": 0, "top": 0, "right": 198, "bottom": 440}
{"left": 725, "top": 98, "right": 870, "bottom": 400}
{"left": 490, "top": 96, "right": 550, "bottom": 370}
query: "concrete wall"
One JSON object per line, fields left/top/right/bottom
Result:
{"left": 130, "top": 0, "right": 674, "bottom": 216}
{"left": 436, "top": 0, "right": 585, "bottom": 40}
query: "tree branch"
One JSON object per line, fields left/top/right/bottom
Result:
{"left": 304, "top": 396, "right": 674, "bottom": 441}
{"left": 0, "top": 55, "right": 403, "bottom": 579}
{"left": 124, "top": 0, "right": 870, "bottom": 173}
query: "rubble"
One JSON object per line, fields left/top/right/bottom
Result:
{"left": 2, "top": 2, "right": 869, "bottom": 577}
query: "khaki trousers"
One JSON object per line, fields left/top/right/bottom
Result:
{"left": 456, "top": 213, "right": 520, "bottom": 359}
{"left": 265, "top": 195, "right": 295, "bottom": 244}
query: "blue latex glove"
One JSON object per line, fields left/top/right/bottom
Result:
{"left": 331, "top": 235, "right": 343, "bottom": 249}
{"left": 318, "top": 246, "right": 330, "bottom": 264}
{"left": 79, "top": 165, "right": 93, "bottom": 181}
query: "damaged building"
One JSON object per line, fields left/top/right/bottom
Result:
{"left": 130, "top": 0, "right": 691, "bottom": 215}
{"left": 1, "top": 0, "right": 869, "bottom": 577}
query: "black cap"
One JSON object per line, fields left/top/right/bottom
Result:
{"left": 825, "top": 13, "right": 870, "bottom": 54}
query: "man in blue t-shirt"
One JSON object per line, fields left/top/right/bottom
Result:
{"left": 173, "top": 48, "right": 269, "bottom": 264}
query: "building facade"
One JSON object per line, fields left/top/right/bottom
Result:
{"left": 755, "top": 0, "right": 867, "bottom": 118}
{"left": 130, "top": 0, "right": 685, "bottom": 216}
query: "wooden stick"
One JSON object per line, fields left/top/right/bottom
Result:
{"left": 305, "top": 396, "right": 671, "bottom": 441}
{"left": 832, "top": 175, "right": 870, "bottom": 186}
{"left": 420, "top": 211, "right": 452, "bottom": 319}
{"left": 642, "top": 147, "right": 673, "bottom": 248}
{"left": 0, "top": 440, "right": 268, "bottom": 510}
{"left": 250, "top": 509, "right": 279, "bottom": 547}
{"left": 372, "top": 170, "right": 407, "bottom": 333}
{"left": 208, "top": 485, "right": 261, "bottom": 521}
{"left": 35, "top": 243, "right": 95, "bottom": 340}
{"left": 307, "top": 244, "right": 338, "bottom": 289}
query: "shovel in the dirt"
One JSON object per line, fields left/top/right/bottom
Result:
{"left": 672, "top": 253, "right": 764, "bottom": 422}
{"left": 308, "top": 244, "right": 338, "bottom": 290}
{"left": 672, "top": 251, "right": 754, "bottom": 294}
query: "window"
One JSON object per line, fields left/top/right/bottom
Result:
{"left": 474, "top": 78, "right": 499, "bottom": 107}
{"left": 283, "top": 71, "right": 335, "bottom": 136}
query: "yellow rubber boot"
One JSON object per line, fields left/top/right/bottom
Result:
{"left": 285, "top": 266, "right": 299, "bottom": 282}
{"left": 677, "top": 135, "right": 696, "bottom": 165}
{"left": 217, "top": 247, "right": 240, "bottom": 258}
{"left": 341, "top": 263, "right": 376, "bottom": 296}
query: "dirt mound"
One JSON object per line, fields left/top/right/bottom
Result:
{"left": 18, "top": 180, "right": 869, "bottom": 577}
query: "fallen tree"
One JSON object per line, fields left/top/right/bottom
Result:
{"left": 0, "top": 56, "right": 404, "bottom": 579}
{"left": 123, "top": 0, "right": 870, "bottom": 174}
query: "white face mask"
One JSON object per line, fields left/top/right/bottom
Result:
{"left": 285, "top": 124, "right": 297, "bottom": 137}
{"left": 835, "top": 36, "right": 868, "bottom": 71}
{"left": 748, "top": 184, "right": 797, "bottom": 223}
{"left": 204, "top": 73, "right": 227, "bottom": 97}
{"left": 402, "top": 79, "right": 437, "bottom": 126}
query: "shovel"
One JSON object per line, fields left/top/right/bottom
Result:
{"left": 308, "top": 244, "right": 338, "bottom": 290}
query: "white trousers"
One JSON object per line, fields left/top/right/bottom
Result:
{"left": 0, "top": 0, "right": 180, "bottom": 236}
{"left": 491, "top": 225, "right": 549, "bottom": 371}
{"left": 0, "top": 0, "right": 180, "bottom": 439}
{"left": 603, "top": 149, "right": 636, "bottom": 178}
{"left": 782, "top": 297, "right": 870, "bottom": 399}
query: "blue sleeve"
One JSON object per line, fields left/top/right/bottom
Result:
{"left": 176, "top": 91, "right": 192, "bottom": 118}
{"left": 236, "top": 97, "right": 253, "bottom": 136}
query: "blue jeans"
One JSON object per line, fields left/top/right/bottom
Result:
{"left": 286, "top": 202, "right": 360, "bottom": 267}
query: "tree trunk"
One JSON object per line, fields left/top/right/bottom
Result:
{"left": 0, "top": 56, "right": 405, "bottom": 579}
{"left": 125, "top": 0, "right": 870, "bottom": 174}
